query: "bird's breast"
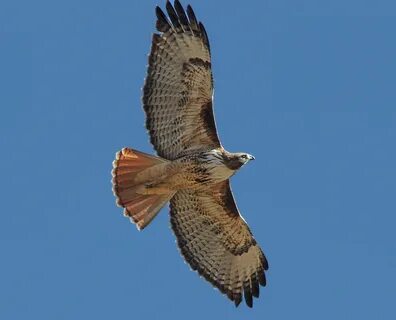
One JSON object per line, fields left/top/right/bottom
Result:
{"left": 206, "top": 163, "right": 235, "bottom": 182}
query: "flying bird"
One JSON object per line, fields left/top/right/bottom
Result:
{"left": 112, "top": 0, "right": 268, "bottom": 308}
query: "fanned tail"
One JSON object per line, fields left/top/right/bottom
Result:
{"left": 112, "top": 148, "right": 174, "bottom": 230}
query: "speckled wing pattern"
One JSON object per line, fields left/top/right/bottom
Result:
{"left": 143, "top": 0, "right": 221, "bottom": 160}
{"left": 170, "top": 180, "right": 268, "bottom": 307}
{"left": 142, "top": 1, "right": 268, "bottom": 307}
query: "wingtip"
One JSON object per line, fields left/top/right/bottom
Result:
{"left": 259, "top": 271, "right": 267, "bottom": 287}
{"left": 234, "top": 294, "right": 242, "bottom": 307}
{"left": 155, "top": 5, "right": 171, "bottom": 32}
{"left": 198, "top": 21, "right": 210, "bottom": 51}
{"left": 251, "top": 277, "right": 260, "bottom": 298}
{"left": 244, "top": 286, "right": 253, "bottom": 308}
{"left": 155, "top": 5, "right": 163, "bottom": 16}
{"left": 263, "top": 254, "right": 269, "bottom": 271}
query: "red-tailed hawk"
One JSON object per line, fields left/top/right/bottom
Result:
{"left": 112, "top": 0, "right": 268, "bottom": 308}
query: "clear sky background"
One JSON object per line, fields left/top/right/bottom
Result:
{"left": 1, "top": 0, "right": 396, "bottom": 319}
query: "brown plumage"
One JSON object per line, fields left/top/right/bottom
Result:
{"left": 112, "top": 0, "right": 268, "bottom": 308}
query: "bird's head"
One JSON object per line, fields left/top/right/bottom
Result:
{"left": 220, "top": 151, "right": 255, "bottom": 171}
{"left": 237, "top": 152, "right": 255, "bottom": 165}
{"left": 226, "top": 152, "right": 255, "bottom": 170}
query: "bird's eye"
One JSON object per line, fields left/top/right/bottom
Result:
{"left": 241, "top": 154, "right": 247, "bottom": 159}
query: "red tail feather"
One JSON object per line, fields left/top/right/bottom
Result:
{"left": 112, "top": 148, "right": 174, "bottom": 230}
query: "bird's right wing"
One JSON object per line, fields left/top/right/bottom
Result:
{"left": 170, "top": 180, "right": 268, "bottom": 307}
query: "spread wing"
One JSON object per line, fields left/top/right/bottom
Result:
{"left": 170, "top": 180, "right": 268, "bottom": 307}
{"left": 143, "top": 0, "right": 221, "bottom": 160}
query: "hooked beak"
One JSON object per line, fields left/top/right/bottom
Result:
{"left": 248, "top": 154, "right": 255, "bottom": 161}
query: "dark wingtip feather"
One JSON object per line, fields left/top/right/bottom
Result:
{"left": 263, "top": 253, "right": 269, "bottom": 271}
{"left": 174, "top": 0, "right": 190, "bottom": 30}
{"left": 244, "top": 286, "right": 253, "bottom": 308}
{"left": 252, "top": 280, "right": 260, "bottom": 298}
{"left": 186, "top": 4, "right": 199, "bottom": 32}
{"left": 155, "top": 6, "right": 171, "bottom": 32}
{"left": 259, "top": 271, "right": 267, "bottom": 286}
{"left": 166, "top": 0, "right": 182, "bottom": 32}
{"left": 199, "top": 22, "right": 210, "bottom": 52}
{"left": 234, "top": 295, "right": 242, "bottom": 307}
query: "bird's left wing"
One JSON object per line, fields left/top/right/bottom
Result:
{"left": 143, "top": 1, "right": 221, "bottom": 160}
{"left": 170, "top": 180, "right": 268, "bottom": 307}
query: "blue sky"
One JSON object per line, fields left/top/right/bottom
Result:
{"left": 1, "top": 0, "right": 396, "bottom": 319}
